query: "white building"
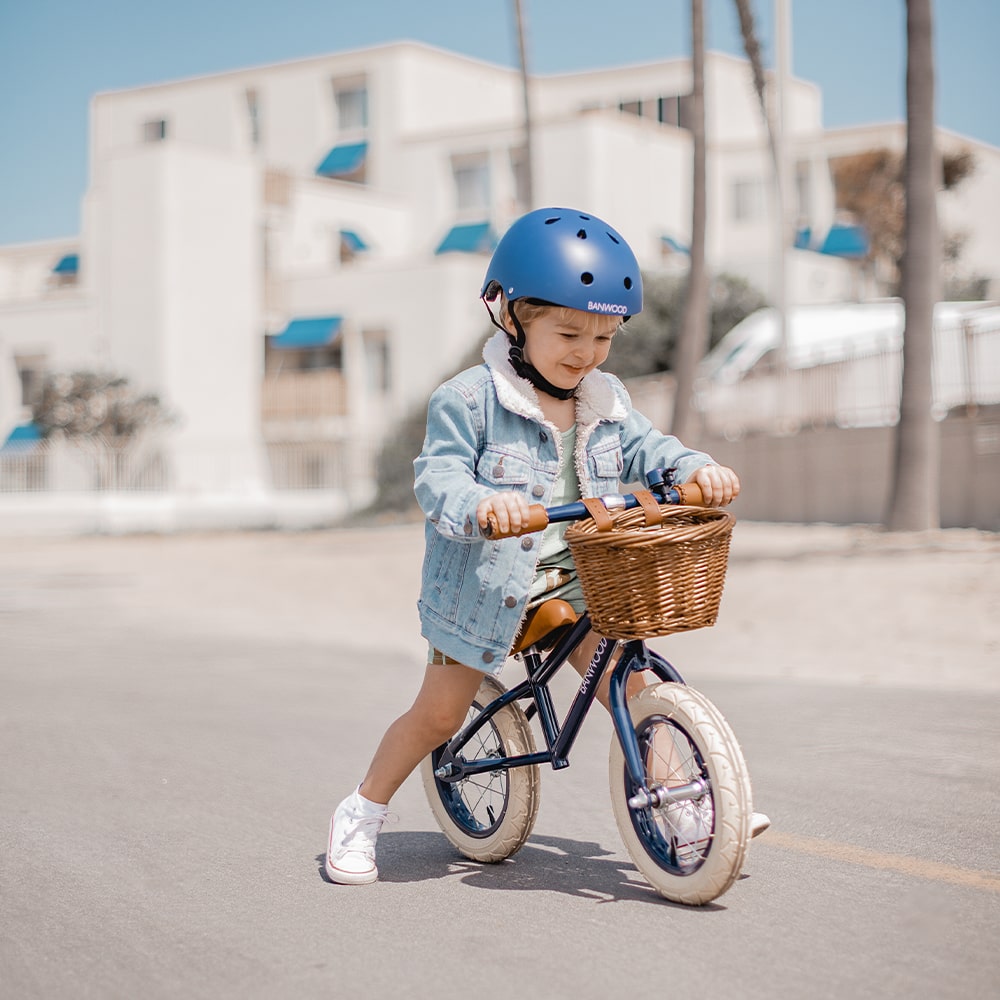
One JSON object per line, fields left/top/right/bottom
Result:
{"left": 1, "top": 40, "right": 997, "bottom": 530}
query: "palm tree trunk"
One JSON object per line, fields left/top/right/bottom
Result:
{"left": 513, "top": 0, "right": 535, "bottom": 210}
{"left": 886, "top": 0, "right": 940, "bottom": 530}
{"left": 670, "top": 0, "right": 709, "bottom": 441}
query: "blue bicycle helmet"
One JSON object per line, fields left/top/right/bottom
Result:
{"left": 481, "top": 208, "right": 643, "bottom": 398}
{"left": 482, "top": 207, "right": 643, "bottom": 318}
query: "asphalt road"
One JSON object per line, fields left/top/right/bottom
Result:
{"left": 1, "top": 521, "right": 998, "bottom": 999}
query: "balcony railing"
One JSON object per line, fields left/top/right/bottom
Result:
{"left": 262, "top": 369, "right": 348, "bottom": 422}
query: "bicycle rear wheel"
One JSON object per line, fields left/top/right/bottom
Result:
{"left": 609, "top": 682, "right": 752, "bottom": 905}
{"left": 421, "top": 675, "right": 540, "bottom": 863}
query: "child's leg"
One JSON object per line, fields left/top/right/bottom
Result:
{"left": 358, "top": 660, "right": 485, "bottom": 805}
{"left": 567, "top": 630, "right": 646, "bottom": 714}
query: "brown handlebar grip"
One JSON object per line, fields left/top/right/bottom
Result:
{"left": 673, "top": 482, "right": 705, "bottom": 506}
{"left": 484, "top": 504, "right": 550, "bottom": 539}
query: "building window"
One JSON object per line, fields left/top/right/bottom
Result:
{"left": 452, "top": 154, "right": 491, "bottom": 216}
{"left": 15, "top": 356, "right": 46, "bottom": 407}
{"left": 363, "top": 329, "right": 391, "bottom": 394}
{"left": 50, "top": 253, "right": 79, "bottom": 287}
{"left": 334, "top": 80, "right": 368, "bottom": 133}
{"left": 143, "top": 119, "right": 168, "bottom": 142}
{"left": 657, "top": 94, "right": 694, "bottom": 130}
{"left": 732, "top": 177, "right": 767, "bottom": 223}
{"left": 619, "top": 99, "right": 643, "bottom": 117}
{"left": 246, "top": 88, "right": 261, "bottom": 147}
{"left": 338, "top": 229, "right": 369, "bottom": 265}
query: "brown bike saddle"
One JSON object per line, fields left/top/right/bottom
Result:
{"left": 511, "top": 599, "right": 579, "bottom": 656}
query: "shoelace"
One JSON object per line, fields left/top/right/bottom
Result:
{"left": 335, "top": 809, "right": 398, "bottom": 860}
{"left": 339, "top": 814, "right": 386, "bottom": 857}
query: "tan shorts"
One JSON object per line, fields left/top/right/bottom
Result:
{"left": 426, "top": 561, "right": 586, "bottom": 668}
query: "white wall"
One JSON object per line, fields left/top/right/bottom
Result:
{"left": 100, "top": 142, "right": 266, "bottom": 492}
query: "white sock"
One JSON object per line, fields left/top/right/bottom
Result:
{"left": 355, "top": 786, "right": 388, "bottom": 815}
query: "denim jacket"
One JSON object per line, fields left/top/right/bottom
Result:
{"left": 414, "top": 330, "right": 715, "bottom": 673}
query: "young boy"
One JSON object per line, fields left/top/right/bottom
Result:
{"left": 326, "top": 207, "right": 762, "bottom": 885}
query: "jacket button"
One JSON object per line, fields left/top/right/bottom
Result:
{"left": 504, "top": 595, "right": 517, "bottom": 607}
{"left": 521, "top": 537, "right": 533, "bottom": 551}
{"left": 482, "top": 651, "right": 495, "bottom": 664}
{"left": 531, "top": 485, "right": 545, "bottom": 498}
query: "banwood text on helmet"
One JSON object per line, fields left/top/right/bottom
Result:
{"left": 481, "top": 207, "right": 643, "bottom": 398}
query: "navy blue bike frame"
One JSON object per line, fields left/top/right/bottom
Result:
{"left": 434, "top": 466, "right": 693, "bottom": 794}
{"left": 434, "top": 614, "right": 685, "bottom": 792}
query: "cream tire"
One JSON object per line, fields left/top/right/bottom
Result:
{"left": 609, "top": 682, "right": 752, "bottom": 905}
{"left": 421, "top": 675, "right": 540, "bottom": 863}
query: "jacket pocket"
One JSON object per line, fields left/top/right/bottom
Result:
{"left": 477, "top": 448, "right": 532, "bottom": 491}
{"left": 588, "top": 441, "right": 624, "bottom": 491}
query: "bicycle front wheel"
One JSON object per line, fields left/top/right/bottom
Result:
{"left": 609, "top": 682, "right": 752, "bottom": 905}
{"left": 420, "top": 675, "right": 540, "bottom": 863}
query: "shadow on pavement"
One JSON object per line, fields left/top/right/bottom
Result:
{"left": 318, "top": 830, "right": 733, "bottom": 910}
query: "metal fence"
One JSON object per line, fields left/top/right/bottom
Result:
{"left": 0, "top": 435, "right": 379, "bottom": 495}
{"left": 0, "top": 438, "right": 170, "bottom": 493}
{"left": 264, "top": 439, "right": 374, "bottom": 491}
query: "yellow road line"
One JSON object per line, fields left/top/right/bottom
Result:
{"left": 762, "top": 831, "right": 1000, "bottom": 894}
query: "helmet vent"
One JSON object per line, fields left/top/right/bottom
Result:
{"left": 577, "top": 229, "right": 588, "bottom": 239}
{"left": 544, "top": 217, "right": 561, "bottom": 225}
{"left": 580, "top": 272, "right": 594, "bottom": 285}
{"left": 624, "top": 277, "right": 633, "bottom": 290}
{"left": 606, "top": 232, "right": 620, "bottom": 245}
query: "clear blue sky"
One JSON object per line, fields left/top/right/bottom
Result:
{"left": 1, "top": 0, "right": 996, "bottom": 245}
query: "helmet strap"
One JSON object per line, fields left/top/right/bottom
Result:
{"left": 504, "top": 301, "right": 578, "bottom": 401}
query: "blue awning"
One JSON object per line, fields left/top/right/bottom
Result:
{"left": 340, "top": 229, "right": 369, "bottom": 253}
{"left": 52, "top": 253, "right": 79, "bottom": 275}
{"left": 660, "top": 235, "right": 690, "bottom": 255}
{"left": 1, "top": 422, "right": 42, "bottom": 453}
{"left": 270, "top": 316, "right": 343, "bottom": 350}
{"left": 434, "top": 222, "right": 498, "bottom": 255}
{"left": 820, "top": 224, "right": 869, "bottom": 259}
{"left": 316, "top": 142, "right": 367, "bottom": 178}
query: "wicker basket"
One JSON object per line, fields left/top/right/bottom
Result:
{"left": 565, "top": 502, "right": 734, "bottom": 640}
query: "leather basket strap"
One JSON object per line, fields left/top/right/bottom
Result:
{"left": 632, "top": 489, "right": 664, "bottom": 526}
{"left": 581, "top": 496, "right": 614, "bottom": 532}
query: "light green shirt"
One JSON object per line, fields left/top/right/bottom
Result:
{"left": 528, "top": 425, "right": 585, "bottom": 611}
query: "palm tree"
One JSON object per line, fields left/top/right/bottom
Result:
{"left": 733, "top": 0, "right": 788, "bottom": 367}
{"left": 670, "top": 0, "right": 708, "bottom": 441}
{"left": 671, "top": 0, "right": 781, "bottom": 440}
{"left": 512, "top": 0, "right": 535, "bottom": 210}
{"left": 886, "top": 0, "right": 940, "bottom": 530}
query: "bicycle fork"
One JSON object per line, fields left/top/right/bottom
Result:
{"left": 609, "top": 643, "right": 708, "bottom": 811}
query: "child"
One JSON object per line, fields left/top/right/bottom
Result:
{"left": 326, "top": 207, "right": 764, "bottom": 885}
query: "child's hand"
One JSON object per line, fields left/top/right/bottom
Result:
{"left": 477, "top": 491, "right": 531, "bottom": 536}
{"left": 689, "top": 464, "right": 741, "bottom": 507}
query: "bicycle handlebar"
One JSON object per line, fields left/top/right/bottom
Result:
{"left": 483, "top": 474, "right": 710, "bottom": 540}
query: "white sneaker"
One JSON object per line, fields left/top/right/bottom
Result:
{"left": 751, "top": 811, "right": 771, "bottom": 838}
{"left": 666, "top": 797, "right": 713, "bottom": 871}
{"left": 325, "top": 788, "right": 389, "bottom": 885}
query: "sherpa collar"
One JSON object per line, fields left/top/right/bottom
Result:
{"left": 481, "top": 330, "right": 628, "bottom": 428}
